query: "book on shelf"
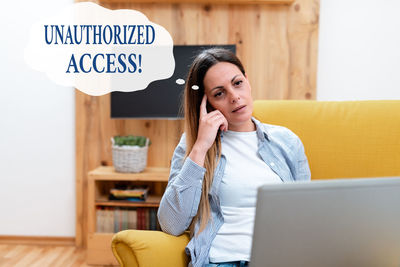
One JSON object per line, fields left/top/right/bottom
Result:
{"left": 114, "top": 208, "right": 120, "bottom": 233}
{"left": 106, "top": 208, "right": 114, "bottom": 233}
{"left": 109, "top": 186, "right": 149, "bottom": 202}
{"left": 96, "top": 207, "right": 160, "bottom": 233}
{"left": 136, "top": 208, "right": 142, "bottom": 230}
{"left": 128, "top": 209, "right": 137, "bottom": 229}
{"left": 149, "top": 208, "right": 157, "bottom": 230}
{"left": 96, "top": 208, "right": 104, "bottom": 233}
{"left": 96, "top": 207, "right": 115, "bottom": 233}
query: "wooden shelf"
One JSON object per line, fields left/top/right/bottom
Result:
{"left": 88, "top": 166, "right": 169, "bottom": 182}
{"left": 96, "top": 195, "right": 162, "bottom": 208}
{"left": 86, "top": 165, "right": 168, "bottom": 265}
{"left": 98, "top": 0, "right": 294, "bottom": 5}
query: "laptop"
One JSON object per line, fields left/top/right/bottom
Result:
{"left": 250, "top": 177, "right": 400, "bottom": 267}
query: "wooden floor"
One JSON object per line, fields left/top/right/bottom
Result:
{"left": 0, "top": 244, "right": 116, "bottom": 267}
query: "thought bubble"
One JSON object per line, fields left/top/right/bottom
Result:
{"left": 176, "top": 78, "right": 185, "bottom": 85}
{"left": 24, "top": 2, "right": 174, "bottom": 96}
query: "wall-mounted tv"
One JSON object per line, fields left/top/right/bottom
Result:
{"left": 111, "top": 44, "right": 236, "bottom": 119}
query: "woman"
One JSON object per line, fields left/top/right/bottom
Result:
{"left": 157, "top": 48, "right": 311, "bottom": 267}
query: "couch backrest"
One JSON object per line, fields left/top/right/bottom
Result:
{"left": 253, "top": 100, "right": 400, "bottom": 180}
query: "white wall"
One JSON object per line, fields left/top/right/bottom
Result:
{"left": 317, "top": 0, "right": 400, "bottom": 100}
{"left": 0, "top": 0, "right": 75, "bottom": 236}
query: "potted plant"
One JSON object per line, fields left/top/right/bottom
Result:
{"left": 111, "top": 135, "right": 150, "bottom": 173}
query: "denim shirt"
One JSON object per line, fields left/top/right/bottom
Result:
{"left": 157, "top": 117, "right": 311, "bottom": 267}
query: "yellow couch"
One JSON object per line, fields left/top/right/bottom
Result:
{"left": 111, "top": 100, "right": 400, "bottom": 267}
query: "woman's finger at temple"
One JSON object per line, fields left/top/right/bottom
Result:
{"left": 200, "top": 94, "right": 208, "bottom": 117}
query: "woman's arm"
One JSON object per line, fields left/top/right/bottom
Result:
{"left": 158, "top": 95, "right": 228, "bottom": 236}
{"left": 157, "top": 134, "right": 206, "bottom": 236}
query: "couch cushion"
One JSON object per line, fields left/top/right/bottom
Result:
{"left": 253, "top": 100, "right": 400, "bottom": 179}
{"left": 112, "top": 230, "right": 190, "bottom": 267}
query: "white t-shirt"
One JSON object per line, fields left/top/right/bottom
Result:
{"left": 208, "top": 130, "right": 282, "bottom": 263}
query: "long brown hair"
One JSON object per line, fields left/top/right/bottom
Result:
{"left": 183, "top": 48, "right": 246, "bottom": 236}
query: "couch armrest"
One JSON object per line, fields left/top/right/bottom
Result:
{"left": 111, "top": 230, "right": 190, "bottom": 267}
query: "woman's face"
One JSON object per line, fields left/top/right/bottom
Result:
{"left": 203, "top": 62, "right": 254, "bottom": 131}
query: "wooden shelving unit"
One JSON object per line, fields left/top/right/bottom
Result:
{"left": 86, "top": 166, "right": 169, "bottom": 265}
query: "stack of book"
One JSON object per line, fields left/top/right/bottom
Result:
{"left": 109, "top": 186, "right": 149, "bottom": 201}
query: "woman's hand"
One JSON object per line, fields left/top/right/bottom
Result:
{"left": 189, "top": 95, "right": 228, "bottom": 167}
{"left": 196, "top": 94, "right": 228, "bottom": 150}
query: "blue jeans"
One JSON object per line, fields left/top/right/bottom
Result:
{"left": 205, "top": 261, "right": 249, "bottom": 267}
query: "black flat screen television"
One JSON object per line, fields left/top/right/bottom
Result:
{"left": 111, "top": 44, "right": 236, "bottom": 119}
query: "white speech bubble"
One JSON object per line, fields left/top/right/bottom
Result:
{"left": 176, "top": 78, "right": 185, "bottom": 85}
{"left": 24, "top": 2, "right": 174, "bottom": 96}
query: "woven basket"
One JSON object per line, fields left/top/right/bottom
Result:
{"left": 111, "top": 138, "right": 149, "bottom": 173}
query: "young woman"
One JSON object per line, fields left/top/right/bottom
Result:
{"left": 157, "top": 48, "right": 311, "bottom": 267}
